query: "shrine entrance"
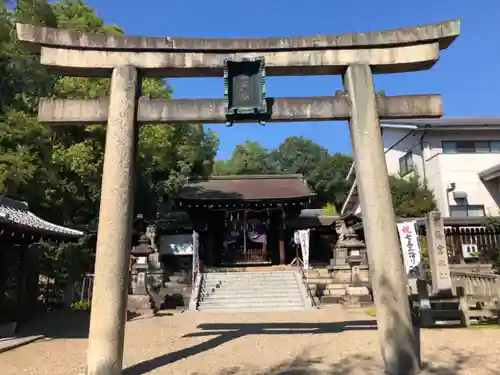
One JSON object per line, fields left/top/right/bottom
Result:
{"left": 221, "top": 209, "right": 269, "bottom": 265}
{"left": 173, "top": 174, "right": 314, "bottom": 267}
{"left": 18, "top": 19, "right": 460, "bottom": 375}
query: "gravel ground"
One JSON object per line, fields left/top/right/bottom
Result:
{"left": 1, "top": 306, "right": 499, "bottom": 375}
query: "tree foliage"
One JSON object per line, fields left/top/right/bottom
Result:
{"left": 389, "top": 175, "right": 437, "bottom": 218}
{"left": 215, "top": 137, "right": 353, "bottom": 210}
{"left": 38, "top": 236, "right": 93, "bottom": 282}
{"left": 0, "top": 1, "right": 437, "bottom": 257}
{"left": 0, "top": 0, "right": 219, "bottom": 225}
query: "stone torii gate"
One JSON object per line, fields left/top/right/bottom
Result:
{"left": 17, "top": 20, "right": 459, "bottom": 375}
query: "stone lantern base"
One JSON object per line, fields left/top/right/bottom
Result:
{"left": 341, "top": 285, "right": 373, "bottom": 308}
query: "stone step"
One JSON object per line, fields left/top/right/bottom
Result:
{"left": 203, "top": 280, "right": 297, "bottom": 286}
{"left": 195, "top": 271, "right": 309, "bottom": 312}
{"left": 306, "top": 277, "right": 335, "bottom": 283}
{"left": 199, "top": 299, "right": 304, "bottom": 307}
{"left": 200, "top": 292, "right": 302, "bottom": 302}
{"left": 198, "top": 301, "right": 305, "bottom": 309}
{"left": 203, "top": 282, "right": 298, "bottom": 289}
{"left": 204, "top": 280, "right": 297, "bottom": 286}
{"left": 309, "top": 269, "right": 331, "bottom": 275}
{"left": 200, "top": 286, "right": 299, "bottom": 295}
{"left": 319, "top": 295, "right": 344, "bottom": 304}
{"left": 308, "top": 283, "right": 346, "bottom": 290}
{"left": 311, "top": 289, "right": 345, "bottom": 297}
{"left": 204, "top": 271, "right": 296, "bottom": 277}
{"left": 205, "top": 273, "right": 295, "bottom": 280}
{"left": 198, "top": 305, "right": 307, "bottom": 313}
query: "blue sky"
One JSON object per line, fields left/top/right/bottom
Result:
{"left": 86, "top": 0, "right": 500, "bottom": 159}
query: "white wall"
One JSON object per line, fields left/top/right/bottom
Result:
{"left": 381, "top": 128, "right": 500, "bottom": 217}
{"left": 382, "top": 128, "right": 423, "bottom": 177}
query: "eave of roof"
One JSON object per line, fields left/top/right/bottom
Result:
{"left": 176, "top": 174, "right": 315, "bottom": 202}
{"left": 0, "top": 197, "right": 84, "bottom": 238}
{"left": 478, "top": 164, "right": 500, "bottom": 181}
{"left": 382, "top": 117, "right": 500, "bottom": 130}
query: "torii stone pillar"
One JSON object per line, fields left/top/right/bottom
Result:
{"left": 86, "top": 66, "right": 140, "bottom": 374}
{"left": 344, "top": 64, "right": 419, "bottom": 374}
{"left": 16, "top": 19, "right": 460, "bottom": 375}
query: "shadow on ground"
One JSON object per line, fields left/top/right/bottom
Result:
{"left": 198, "top": 349, "right": 489, "bottom": 375}
{"left": 123, "top": 320, "right": 378, "bottom": 375}
{"left": 18, "top": 310, "right": 90, "bottom": 339}
{"left": 17, "top": 309, "right": 158, "bottom": 339}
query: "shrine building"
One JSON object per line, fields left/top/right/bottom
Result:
{"left": 171, "top": 174, "right": 315, "bottom": 268}
{"left": 0, "top": 197, "right": 83, "bottom": 333}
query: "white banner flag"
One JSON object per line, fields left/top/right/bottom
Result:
{"left": 192, "top": 230, "right": 200, "bottom": 284}
{"left": 396, "top": 221, "right": 424, "bottom": 280}
{"left": 298, "top": 229, "right": 310, "bottom": 271}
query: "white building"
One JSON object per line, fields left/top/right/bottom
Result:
{"left": 341, "top": 117, "right": 500, "bottom": 218}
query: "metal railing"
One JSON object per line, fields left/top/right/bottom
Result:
{"left": 188, "top": 272, "right": 203, "bottom": 311}
{"left": 294, "top": 259, "right": 316, "bottom": 307}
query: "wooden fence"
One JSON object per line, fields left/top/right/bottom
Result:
{"left": 419, "top": 226, "right": 500, "bottom": 265}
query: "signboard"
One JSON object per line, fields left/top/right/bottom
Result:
{"left": 426, "top": 211, "right": 452, "bottom": 294}
{"left": 223, "top": 56, "right": 267, "bottom": 122}
{"left": 396, "top": 220, "right": 424, "bottom": 280}
{"left": 159, "top": 234, "right": 193, "bottom": 255}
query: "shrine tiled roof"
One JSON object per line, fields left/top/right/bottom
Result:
{"left": 176, "top": 175, "right": 315, "bottom": 201}
{"left": 0, "top": 197, "right": 84, "bottom": 237}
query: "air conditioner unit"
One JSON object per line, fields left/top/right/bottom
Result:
{"left": 461, "top": 244, "right": 479, "bottom": 258}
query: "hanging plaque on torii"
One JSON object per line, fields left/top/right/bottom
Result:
{"left": 224, "top": 56, "right": 267, "bottom": 126}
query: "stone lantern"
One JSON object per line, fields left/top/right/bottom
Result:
{"left": 332, "top": 220, "right": 368, "bottom": 272}
{"left": 128, "top": 225, "right": 167, "bottom": 312}
{"left": 344, "top": 230, "right": 366, "bottom": 287}
{"left": 332, "top": 220, "right": 372, "bottom": 307}
{"left": 130, "top": 236, "right": 154, "bottom": 296}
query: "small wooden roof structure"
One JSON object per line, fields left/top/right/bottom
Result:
{"left": 174, "top": 174, "right": 315, "bottom": 209}
{"left": 0, "top": 196, "right": 84, "bottom": 239}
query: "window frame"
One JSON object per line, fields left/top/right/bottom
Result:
{"left": 398, "top": 151, "right": 414, "bottom": 176}
{"left": 449, "top": 204, "right": 486, "bottom": 218}
{"left": 442, "top": 140, "right": 500, "bottom": 154}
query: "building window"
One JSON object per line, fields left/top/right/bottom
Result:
{"left": 442, "top": 141, "right": 500, "bottom": 154}
{"left": 449, "top": 204, "right": 486, "bottom": 218}
{"left": 398, "top": 151, "right": 414, "bottom": 176}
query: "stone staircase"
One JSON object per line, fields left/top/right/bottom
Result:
{"left": 196, "top": 270, "right": 312, "bottom": 312}
{"left": 307, "top": 267, "right": 347, "bottom": 305}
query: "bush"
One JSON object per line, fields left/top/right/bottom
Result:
{"left": 390, "top": 175, "right": 437, "bottom": 218}
{"left": 70, "top": 301, "right": 90, "bottom": 312}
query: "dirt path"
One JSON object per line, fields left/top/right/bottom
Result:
{"left": 1, "top": 306, "right": 499, "bottom": 375}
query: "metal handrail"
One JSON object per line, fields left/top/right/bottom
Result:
{"left": 188, "top": 271, "right": 203, "bottom": 311}
{"left": 296, "top": 261, "right": 316, "bottom": 307}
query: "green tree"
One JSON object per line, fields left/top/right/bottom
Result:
{"left": 38, "top": 236, "right": 93, "bottom": 283}
{"left": 0, "top": 0, "right": 220, "bottom": 225}
{"left": 221, "top": 140, "right": 275, "bottom": 175}
{"left": 389, "top": 175, "right": 437, "bottom": 218}
{"left": 269, "top": 137, "right": 353, "bottom": 208}
{"left": 269, "top": 136, "right": 329, "bottom": 175}
{"left": 306, "top": 152, "right": 353, "bottom": 209}
{"left": 215, "top": 137, "right": 354, "bottom": 209}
